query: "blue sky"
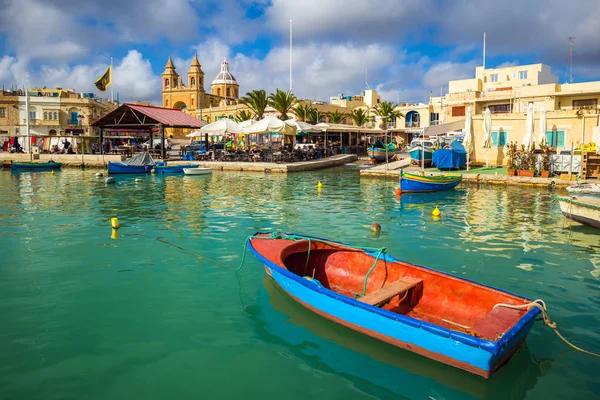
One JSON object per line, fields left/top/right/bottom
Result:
{"left": 1, "top": 0, "right": 599, "bottom": 104}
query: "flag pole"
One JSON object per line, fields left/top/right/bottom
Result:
{"left": 26, "top": 88, "right": 31, "bottom": 159}
{"left": 290, "top": 19, "right": 293, "bottom": 92}
{"left": 110, "top": 57, "right": 114, "bottom": 103}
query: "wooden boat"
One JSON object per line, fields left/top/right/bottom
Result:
{"left": 10, "top": 161, "right": 62, "bottom": 171}
{"left": 154, "top": 164, "right": 199, "bottom": 174}
{"left": 408, "top": 146, "right": 433, "bottom": 166}
{"left": 400, "top": 172, "right": 462, "bottom": 193}
{"left": 2, "top": 160, "right": 11, "bottom": 169}
{"left": 557, "top": 195, "right": 600, "bottom": 228}
{"left": 108, "top": 153, "right": 155, "bottom": 175}
{"left": 565, "top": 183, "right": 600, "bottom": 198}
{"left": 368, "top": 140, "right": 395, "bottom": 162}
{"left": 247, "top": 232, "right": 541, "bottom": 378}
{"left": 183, "top": 167, "right": 212, "bottom": 175}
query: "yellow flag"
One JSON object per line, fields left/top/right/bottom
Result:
{"left": 94, "top": 66, "right": 111, "bottom": 92}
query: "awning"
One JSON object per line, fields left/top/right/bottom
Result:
{"left": 423, "top": 120, "right": 465, "bottom": 136}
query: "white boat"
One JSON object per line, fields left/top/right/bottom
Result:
{"left": 557, "top": 195, "right": 600, "bottom": 228}
{"left": 183, "top": 167, "right": 212, "bottom": 175}
{"left": 566, "top": 183, "right": 600, "bottom": 198}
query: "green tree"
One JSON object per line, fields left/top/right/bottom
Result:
{"left": 327, "top": 109, "right": 347, "bottom": 124}
{"left": 240, "top": 89, "right": 268, "bottom": 120}
{"left": 236, "top": 109, "right": 253, "bottom": 122}
{"left": 349, "top": 108, "right": 369, "bottom": 128}
{"left": 306, "top": 108, "right": 323, "bottom": 125}
{"left": 373, "top": 101, "right": 403, "bottom": 129}
{"left": 268, "top": 89, "right": 297, "bottom": 120}
{"left": 293, "top": 104, "right": 312, "bottom": 121}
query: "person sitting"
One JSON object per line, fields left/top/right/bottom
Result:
{"left": 50, "top": 144, "right": 59, "bottom": 154}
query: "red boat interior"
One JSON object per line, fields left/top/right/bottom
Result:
{"left": 251, "top": 236, "right": 530, "bottom": 341}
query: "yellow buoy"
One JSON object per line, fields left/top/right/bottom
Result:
{"left": 111, "top": 228, "right": 119, "bottom": 240}
{"left": 51, "top": 170, "right": 55, "bottom": 176}
{"left": 317, "top": 181, "right": 323, "bottom": 189}
{"left": 111, "top": 217, "right": 119, "bottom": 229}
{"left": 432, "top": 207, "right": 441, "bottom": 217}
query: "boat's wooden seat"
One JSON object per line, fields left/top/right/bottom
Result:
{"left": 359, "top": 277, "right": 422, "bottom": 306}
{"left": 470, "top": 306, "right": 523, "bottom": 340}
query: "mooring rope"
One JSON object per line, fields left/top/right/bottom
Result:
{"left": 494, "top": 299, "right": 600, "bottom": 357}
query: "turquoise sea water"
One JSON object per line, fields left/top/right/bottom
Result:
{"left": 0, "top": 167, "right": 599, "bottom": 400}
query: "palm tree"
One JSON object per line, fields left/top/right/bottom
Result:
{"left": 293, "top": 104, "right": 312, "bottom": 121}
{"left": 349, "top": 108, "right": 369, "bottom": 128}
{"left": 268, "top": 89, "right": 297, "bottom": 120}
{"left": 373, "top": 101, "right": 403, "bottom": 130}
{"left": 236, "top": 109, "right": 253, "bottom": 122}
{"left": 327, "top": 109, "right": 347, "bottom": 124}
{"left": 240, "top": 89, "right": 268, "bottom": 120}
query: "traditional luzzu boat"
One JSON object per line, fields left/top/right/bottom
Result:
{"left": 108, "top": 153, "right": 155, "bottom": 174}
{"left": 407, "top": 139, "right": 434, "bottom": 166}
{"left": 557, "top": 195, "right": 600, "bottom": 228}
{"left": 245, "top": 232, "right": 542, "bottom": 378}
{"left": 400, "top": 171, "right": 462, "bottom": 193}
{"left": 154, "top": 164, "right": 199, "bottom": 174}
{"left": 367, "top": 140, "right": 396, "bottom": 162}
{"left": 10, "top": 161, "right": 62, "bottom": 171}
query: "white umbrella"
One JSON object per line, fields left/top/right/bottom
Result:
{"left": 463, "top": 106, "right": 473, "bottom": 171}
{"left": 523, "top": 103, "right": 535, "bottom": 150}
{"left": 537, "top": 106, "right": 547, "bottom": 145}
{"left": 285, "top": 119, "right": 321, "bottom": 133}
{"left": 200, "top": 118, "right": 244, "bottom": 135}
{"left": 186, "top": 130, "right": 203, "bottom": 138}
{"left": 482, "top": 108, "right": 492, "bottom": 168}
{"left": 242, "top": 116, "right": 297, "bottom": 135}
{"left": 239, "top": 119, "right": 255, "bottom": 128}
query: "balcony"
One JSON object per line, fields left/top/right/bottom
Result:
{"left": 405, "top": 121, "right": 420, "bottom": 128}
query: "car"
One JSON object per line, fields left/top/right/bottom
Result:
{"left": 142, "top": 139, "right": 171, "bottom": 150}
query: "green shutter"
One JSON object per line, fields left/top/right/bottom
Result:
{"left": 546, "top": 131, "right": 554, "bottom": 146}
{"left": 491, "top": 131, "right": 499, "bottom": 146}
{"left": 499, "top": 131, "right": 507, "bottom": 146}
{"left": 557, "top": 131, "right": 565, "bottom": 147}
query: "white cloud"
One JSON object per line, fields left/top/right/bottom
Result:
{"left": 422, "top": 60, "right": 478, "bottom": 88}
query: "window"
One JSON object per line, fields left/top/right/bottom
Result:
{"left": 430, "top": 112, "right": 439, "bottom": 124}
{"left": 488, "top": 104, "right": 512, "bottom": 113}
{"left": 191, "top": 77, "right": 196, "bottom": 87}
{"left": 217, "top": 88, "right": 221, "bottom": 96}
{"left": 545, "top": 130, "right": 566, "bottom": 147}
{"left": 164, "top": 78, "right": 169, "bottom": 88}
{"left": 53, "top": 112, "right": 58, "bottom": 120}
{"left": 519, "top": 71, "right": 528, "bottom": 80}
{"left": 490, "top": 74, "right": 499, "bottom": 83}
{"left": 226, "top": 88, "right": 231, "bottom": 97}
{"left": 491, "top": 130, "right": 508, "bottom": 147}
{"left": 452, "top": 106, "right": 466, "bottom": 117}
{"left": 573, "top": 99, "right": 597, "bottom": 110}
{"left": 0, "top": 107, "right": 6, "bottom": 118}
{"left": 44, "top": 112, "right": 48, "bottom": 120}
{"left": 29, "top": 111, "right": 36, "bottom": 120}
{"left": 70, "top": 111, "right": 79, "bottom": 125}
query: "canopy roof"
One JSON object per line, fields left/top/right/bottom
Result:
{"left": 242, "top": 116, "right": 297, "bottom": 135}
{"left": 423, "top": 119, "right": 465, "bottom": 136}
{"left": 315, "top": 122, "right": 386, "bottom": 133}
{"left": 92, "top": 104, "right": 207, "bottom": 129}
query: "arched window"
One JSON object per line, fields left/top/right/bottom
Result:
{"left": 226, "top": 88, "right": 230, "bottom": 97}
{"left": 217, "top": 88, "right": 221, "bottom": 96}
{"left": 165, "top": 99, "right": 169, "bottom": 107}
{"left": 44, "top": 112, "right": 48, "bottom": 120}
{"left": 164, "top": 78, "right": 169, "bottom": 88}
{"left": 53, "top": 112, "right": 58, "bottom": 120}
{"left": 191, "top": 77, "right": 196, "bottom": 87}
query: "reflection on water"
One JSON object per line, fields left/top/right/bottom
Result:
{"left": 0, "top": 169, "right": 599, "bottom": 400}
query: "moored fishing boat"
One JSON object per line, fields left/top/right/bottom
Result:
{"left": 565, "top": 183, "right": 600, "bottom": 198}
{"left": 407, "top": 138, "right": 435, "bottom": 166}
{"left": 10, "top": 161, "right": 62, "bottom": 171}
{"left": 2, "top": 160, "right": 11, "bottom": 169}
{"left": 183, "top": 167, "right": 212, "bottom": 175}
{"left": 108, "top": 153, "right": 155, "bottom": 175}
{"left": 557, "top": 195, "right": 600, "bottom": 228}
{"left": 367, "top": 139, "right": 395, "bottom": 162}
{"left": 245, "top": 232, "right": 542, "bottom": 378}
{"left": 400, "top": 171, "right": 462, "bottom": 193}
{"left": 154, "top": 164, "right": 199, "bottom": 174}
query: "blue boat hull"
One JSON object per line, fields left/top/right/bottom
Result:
{"left": 108, "top": 162, "right": 153, "bottom": 174}
{"left": 400, "top": 176, "right": 462, "bottom": 192}
{"left": 154, "top": 164, "right": 199, "bottom": 174}
{"left": 247, "top": 233, "right": 539, "bottom": 378}
{"left": 10, "top": 162, "right": 62, "bottom": 171}
{"left": 368, "top": 148, "right": 392, "bottom": 160}
{"left": 408, "top": 148, "right": 433, "bottom": 164}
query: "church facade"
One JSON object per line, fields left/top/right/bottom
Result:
{"left": 161, "top": 55, "right": 239, "bottom": 117}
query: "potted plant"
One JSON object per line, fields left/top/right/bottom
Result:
{"left": 518, "top": 145, "right": 535, "bottom": 177}
{"left": 506, "top": 141, "right": 518, "bottom": 177}
{"left": 538, "top": 142, "right": 551, "bottom": 178}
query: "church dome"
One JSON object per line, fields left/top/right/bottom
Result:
{"left": 211, "top": 59, "right": 238, "bottom": 86}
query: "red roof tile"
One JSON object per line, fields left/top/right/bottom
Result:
{"left": 126, "top": 104, "right": 207, "bottom": 127}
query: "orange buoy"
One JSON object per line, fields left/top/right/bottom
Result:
{"left": 395, "top": 187, "right": 402, "bottom": 196}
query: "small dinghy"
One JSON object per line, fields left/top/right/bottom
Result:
{"left": 108, "top": 153, "right": 155, "bottom": 174}
{"left": 154, "top": 164, "right": 199, "bottom": 174}
{"left": 557, "top": 195, "right": 600, "bottom": 228}
{"left": 245, "top": 232, "right": 542, "bottom": 378}
{"left": 565, "top": 183, "right": 600, "bottom": 198}
{"left": 10, "top": 161, "right": 62, "bottom": 171}
{"left": 183, "top": 167, "right": 212, "bottom": 175}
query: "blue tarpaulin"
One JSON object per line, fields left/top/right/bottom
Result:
{"left": 432, "top": 141, "right": 467, "bottom": 169}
